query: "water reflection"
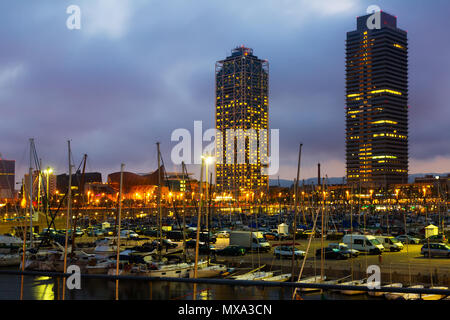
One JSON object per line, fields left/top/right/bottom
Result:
{"left": 0, "top": 274, "right": 380, "bottom": 300}
{"left": 31, "top": 277, "right": 54, "bottom": 300}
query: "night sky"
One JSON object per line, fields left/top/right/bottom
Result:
{"left": 1, "top": 0, "right": 449, "bottom": 183}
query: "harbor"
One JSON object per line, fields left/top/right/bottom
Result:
{"left": 1, "top": 1, "right": 450, "bottom": 307}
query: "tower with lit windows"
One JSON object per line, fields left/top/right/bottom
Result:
{"left": 215, "top": 46, "right": 269, "bottom": 197}
{"left": 346, "top": 12, "right": 408, "bottom": 187}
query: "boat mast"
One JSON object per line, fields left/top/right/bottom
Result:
{"left": 62, "top": 140, "right": 73, "bottom": 300}
{"left": 181, "top": 161, "right": 187, "bottom": 262}
{"left": 193, "top": 157, "right": 204, "bottom": 300}
{"left": 157, "top": 142, "right": 163, "bottom": 260}
{"left": 28, "top": 138, "right": 34, "bottom": 248}
{"left": 321, "top": 175, "right": 325, "bottom": 281}
{"left": 115, "top": 163, "right": 124, "bottom": 300}
{"left": 291, "top": 143, "right": 302, "bottom": 280}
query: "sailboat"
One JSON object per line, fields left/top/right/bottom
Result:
{"left": 188, "top": 263, "right": 227, "bottom": 278}
{"left": 0, "top": 253, "right": 22, "bottom": 267}
{"left": 0, "top": 234, "right": 23, "bottom": 253}
{"left": 262, "top": 273, "right": 292, "bottom": 282}
{"left": 339, "top": 279, "right": 367, "bottom": 295}
{"left": 233, "top": 271, "right": 274, "bottom": 281}
{"left": 420, "top": 286, "right": 449, "bottom": 300}
{"left": 296, "top": 275, "right": 342, "bottom": 292}
{"left": 94, "top": 237, "right": 118, "bottom": 256}
{"left": 232, "top": 265, "right": 273, "bottom": 281}
{"left": 297, "top": 276, "right": 324, "bottom": 292}
{"left": 385, "top": 285, "right": 424, "bottom": 300}
{"left": 0, "top": 234, "right": 24, "bottom": 266}
{"left": 368, "top": 283, "right": 403, "bottom": 297}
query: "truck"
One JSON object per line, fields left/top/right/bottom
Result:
{"left": 229, "top": 231, "right": 271, "bottom": 252}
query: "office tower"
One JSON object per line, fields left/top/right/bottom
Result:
{"left": 346, "top": 12, "right": 408, "bottom": 187}
{"left": 0, "top": 158, "right": 15, "bottom": 198}
{"left": 215, "top": 46, "right": 269, "bottom": 197}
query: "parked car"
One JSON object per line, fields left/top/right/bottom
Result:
{"left": 166, "top": 230, "right": 185, "bottom": 241}
{"left": 103, "top": 228, "right": 114, "bottom": 236}
{"left": 264, "top": 232, "right": 281, "bottom": 241}
{"left": 375, "top": 236, "right": 404, "bottom": 252}
{"left": 395, "top": 235, "right": 421, "bottom": 244}
{"left": 199, "top": 243, "right": 216, "bottom": 255}
{"left": 216, "top": 230, "right": 230, "bottom": 238}
{"left": 274, "top": 246, "right": 305, "bottom": 259}
{"left": 315, "top": 247, "right": 349, "bottom": 260}
{"left": 187, "top": 231, "right": 217, "bottom": 244}
{"left": 421, "top": 234, "right": 447, "bottom": 244}
{"left": 120, "top": 230, "right": 139, "bottom": 239}
{"left": 328, "top": 243, "right": 360, "bottom": 257}
{"left": 297, "top": 230, "right": 322, "bottom": 239}
{"left": 185, "top": 239, "right": 204, "bottom": 248}
{"left": 215, "top": 245, "right": 246, "bottom": 256}
{"left": 143, "top": 229, "right": 161, "bottom": 237}
{"left": 421, "top": 243, "right": 450, "bottom": 258}
{"left": 152, "top": 239, "right": 177, "bottom": 250}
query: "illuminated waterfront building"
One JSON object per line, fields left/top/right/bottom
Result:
{"left": 346, "top": 12, "right": 409, "bottom": 187}
{"left": 215, "top": 46, "right": 269, "bottom": 196}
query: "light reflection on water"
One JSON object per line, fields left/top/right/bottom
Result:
{"left": 31, "top": 277, "right": 54, "bottom": 300}
{"left": 0, "top": 273, "right": 378, "bottom": 300}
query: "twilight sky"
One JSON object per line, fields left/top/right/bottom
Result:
{"left": 1, "top": 0, "right": 449, "bottom": 183}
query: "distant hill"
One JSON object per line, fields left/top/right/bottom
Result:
{"left": 270, "top": 173, "right": 449, "bottom": 187}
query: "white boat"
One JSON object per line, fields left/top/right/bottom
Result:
{"left": 86, "top": 260, "right": 114, "bottom": 274}
{"left": 385, "top": 285, "right": 424, "bottom": 300}
{"left": 420, "top": 286, "right": 449, "bottom": 300}
{"left": 145, "top": 262, "right": 194, "bottom": 278}
{"left": 368, "top": 283, "right": 403, "bottom": 297}
{"left": 262, "top": 273, "right": 292, "bottom": 282}
{"left": 339, "top": 280, "right": 366, "bottom": 295}
{"left": 297, "top": 276, "right": 326, "bottom": 292}
{"left": 0, "top": 235, "right": 23, "bottom": 253}
{"left": 0, "top": 253, "right": 22, "bottom": 266}
{"left": 233, "top": 271, "right": 273, "bottom": 281}
{"left": 94, "top": 238, "right": 117, "bottom": 256}
{"left": 113, "top": 260, "right": 208, "bottom": 279}
{"left": 188, "top": 264, "right": 227, "bottom": 278}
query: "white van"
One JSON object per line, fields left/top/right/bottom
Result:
{"left": 375, "top": 236, "right": 404, "bottom": 252}
{"left": 342, "top": 234, "right": 384, "bottom": 254}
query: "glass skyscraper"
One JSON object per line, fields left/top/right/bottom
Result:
{"left": 346, "top": 12, "right": 409, "bottom": 187}
{"left": 215, "top": 46, "right": 269, "bottom": 197}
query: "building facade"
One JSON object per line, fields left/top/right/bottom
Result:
{"left": 346, "top": 12, "right": 409, "bottom": 187}
{"left": 215, "top": 46, "right": 269, "bottom": 197}
{"left": 0, "top": 159, "right": 15, "bottom": 199}
{"left": 23, "top": 170, "right": 57, "bottom": 200}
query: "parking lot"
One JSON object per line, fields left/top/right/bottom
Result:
{"left": 199, "top": 238, "right": 450, "bottom": 276}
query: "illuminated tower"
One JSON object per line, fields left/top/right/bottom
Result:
{"left": 346, "top": 12, "right": 408, "bottom": 187}
{"left": 215, "top": 46, "right": 269, "bottom": 198}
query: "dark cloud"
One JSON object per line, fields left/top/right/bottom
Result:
{"left": 0, "top": 0, "right": 449, "bottom": 183}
